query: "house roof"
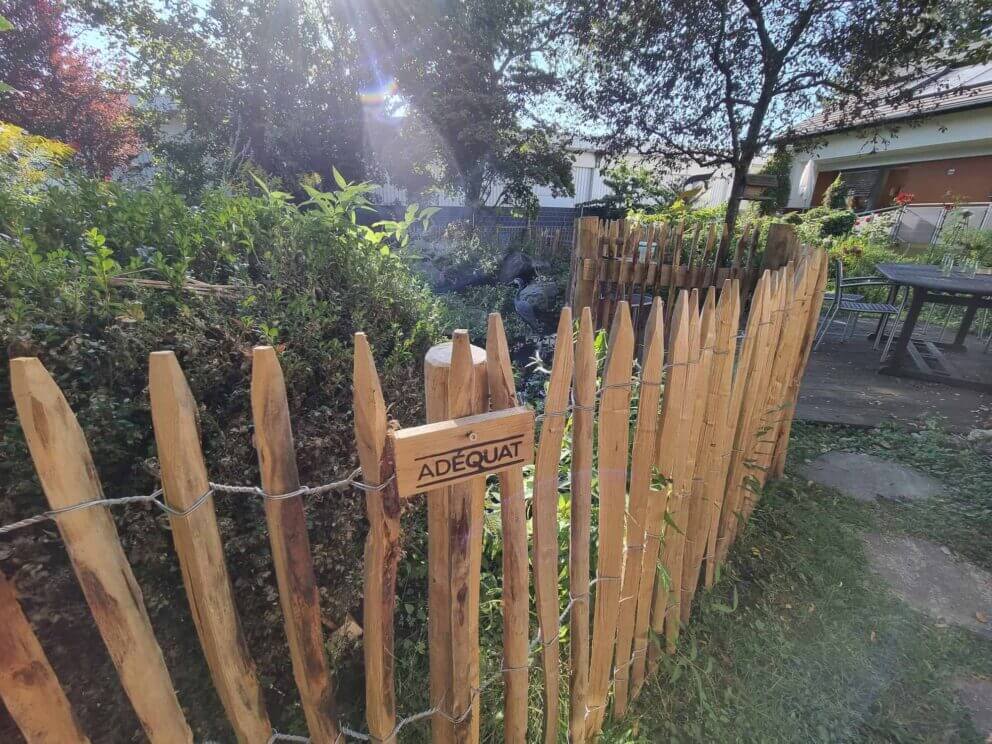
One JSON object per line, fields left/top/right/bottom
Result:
{"left": 787, "top": 62, "right": 992, "bottom": 139}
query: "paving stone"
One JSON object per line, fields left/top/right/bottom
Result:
{"left": 799, "top": 451, "right": 943, "bottom": 502}
{"left": 863, "top": 533, "right": 992, "bottom": 638}
{"left": 952, "top": 675, "right": 992, "bottom": 740}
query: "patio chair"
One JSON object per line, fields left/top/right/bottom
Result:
{"left": 814, "top": 260, "right": 905, "bottom": 352}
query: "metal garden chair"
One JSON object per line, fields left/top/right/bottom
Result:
{"left": 814, "top": 259, "right": 905, "bottom": 352}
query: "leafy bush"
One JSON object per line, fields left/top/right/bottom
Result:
{"left": 828, "top": 235, "right": 906, "bottom": 278}
{"left": 758, "top": 146, "right": 792, "bottom": 216}
{"left": 796, "top": 206, "right": 857, "bottom": 242}
{"left": 821, "top": 174, "right": 849, "bottom": 209}
{"left": 936, "top": 212, "right": 992, "bottom": 265}
{"left": 852, "top": 209, "right": 897, "bottom": 244}
{"left": 0, "top": 170, "right": 444, "bottom": 740}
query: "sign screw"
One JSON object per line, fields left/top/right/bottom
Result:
{"left": 468, "top": 431, "right": 478, "bottom": 442}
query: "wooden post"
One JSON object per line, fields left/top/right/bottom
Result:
{"left": 586, "top": 302, "right": 634, "bottom": 736}
{"left": 353, "top": 334, "right": 401, "bottom": 744}
{"left": 424, "top": 339, "right": 488, "bottom": 744}
{"left": 149, "top": 352, "right": 270, "bottom": 744}
{"left": 251, "top": 347, "right": 340, "bottom": 744}
{"left": 656, "top": 290, "right": 706, "bottom": 656}
{"left": 0, "top": 571, "right": 91, "bottom": 744}
{"left": 763, "top": 223, "right": 798, "bottom": 271}
{"left": 679, "top": 289, "right": 720, "bottom": 624}
{"left": 716, "top": 276, "right": 775, "bottom": 566}
{"left": 631, "top": 293, "right": 689, "bottom": 693}
{"left": 444, "top": 332, "right": 486, "bottom": 743}
{"left": 571, "top": 217, "right": 602, "bottom": 317}
{"left": 703, "top": 280, "right": 742, "bottom": 589}
{"left": 11, "top": 357, "right": 194, "bottom": 744}
{"left": 770, "top": 250, "right": 828, "bottom": 476}
{"left": 485, "top": 314, "right": 529, "bottom": 744}
{"left": 612, "top": 298, "right": 664, "bottom": 718}
{"left": 533, "top": 308, "right": 574, "bottom": 744}
{"left": 569, "top": 307, "right": 595, "bottom": 742}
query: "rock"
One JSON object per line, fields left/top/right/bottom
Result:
{"left": 967, "top": 429, "right": 992, "bottom": 442}
{"left": 952, "top": 676, "right": 992, "bottom": 739}
{"left": 863, "top": 533, "right": 992, "bottom": 638}
{"left": 798, "top": 452, "right": 943, "bottom": 503}
{"left": 514, "top": 281, "right": 560, "bottom": 332}
{"left": 498, "top": 250, "right": 535, "bottom": 284}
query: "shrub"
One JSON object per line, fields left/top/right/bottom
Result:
{"left": 821, "top": 174, "right": 849, "bottom": 209}
{"left": 758, "top": 146, "right": 792, "bottom": 216}
{"left": 828, "top": 234, "right": 906, "bottom": 278}
{"left": 0, "top": 170, "right": 443, "bottom": 739}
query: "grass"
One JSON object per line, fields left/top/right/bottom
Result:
{"left": 386, "top": 420, "right": 991, "bottom": 743}
{"left": 601, "top": 420, "right": 992, "bottom": 743}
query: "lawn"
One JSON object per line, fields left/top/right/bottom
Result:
{"left": 600, "top": 421, "right": 992, "bottom": 743}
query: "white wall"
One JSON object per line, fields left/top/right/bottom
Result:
{"left": 372, "top": 149, "right": 770, "bottom": 210}
{"left": 787, "top": 107, "right": 992, "bottom": 208}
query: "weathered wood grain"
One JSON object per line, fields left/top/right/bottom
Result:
{"left": 703, "top": 280, "right": 742, "bottom": 589}
{"left": 611, "top": 297, "right": 664, "bottom": 718}
{"left": 0, "top": 571, "right": 91, "bottom": 744}
{"left": 11, "top": 356, "right": 193, "bottom": 744}
{"left": 569, "top": 306, "right": 596, "bottom": 742}
{"left": 148, "top": 351, "right": 269, "bottom": 744}
{"left": 533, "top": 308, "right": 574, "bottom": 744}
{"left": 485, "top": 313, "right": 529, "bottom": 744}
{"left": 446, "top": 331, "right": 486, "bottom": 744}
{"left": 586, "top": 302, "right": 634, "bottom": 736}
{"left": 353, "top": 333, "right": 401, "bottom": 744}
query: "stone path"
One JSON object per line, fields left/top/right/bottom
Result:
{"left": 862, "top": 533, "right": 992, "bottom": 639}
{"left": 800, "top": 450, "right": 992, "bottom": 736}
{"left": 799, "top": 452, "right": 943, "bottom": 503}
{"left": 953, "top": 676, "right": 992, "bottom": 741}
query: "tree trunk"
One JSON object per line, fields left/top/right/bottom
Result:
{"left": 724, "top": 154, "right": 753, "bottom": 239}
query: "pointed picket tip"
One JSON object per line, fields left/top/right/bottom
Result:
{"left": 148, "top": 350, "right": 190, "bottom": 397}
{"left": 604, "top": 301, "right": 634, "bottom": 376}
{"left": 353, "top": 333, "right": 387, "bottom": 480}
{"left": 642, "top": 297, "right": 665, "bottom": 370}
{"left": 486, "top": 313, "right": 518, "bottom": 410}
{"left": 580, "top": 305, "right": 593, "bottom": 336}
{"left": 448, "top": 329, "right": 475, "bottom": 419}
{"left": 250, "top": 346, "right": 290, "bottom": 426}
{"left": 555, "top": 305, "right": 574, "bottom": 340}
{"left": 669, "top": 291, "right": 691, "bottom": 358}
{"left": 545, "top": 307, "right": 575, "bottom": 396}
{"left": 10, "top": 356, "right": 100, "bottom": 506}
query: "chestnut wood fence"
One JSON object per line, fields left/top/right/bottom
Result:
{"left": 568, "top": 216, "right": 802, "bottom": 339}
{"left": 0, "top": 247, "right": 826, "bottom": 744}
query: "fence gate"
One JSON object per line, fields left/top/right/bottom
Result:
{"left": 1, "top": 246, "right": 826, "bottom": 744}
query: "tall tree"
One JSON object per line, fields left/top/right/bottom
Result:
{"left": 354, "top": 0, "right": 574, "bottom": 214}
{"left": 557, "top": 0, "right": 989, "bottom": 236}
{"left": 0, "top": 0, "right": 141, "bottom": 176}
{"left": 76, "top": 0, "right": 372, "bottom": 188}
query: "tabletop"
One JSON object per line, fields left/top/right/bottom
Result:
{"left": 876, "top": 263, "right": 992, "bottom": 297}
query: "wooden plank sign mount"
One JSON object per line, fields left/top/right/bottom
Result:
{"left": 392, "top": 406, "right": 534, "bottom": 497}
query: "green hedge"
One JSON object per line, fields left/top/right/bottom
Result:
{"left": 0, "top": 174, "right": 443, "bottom": 740}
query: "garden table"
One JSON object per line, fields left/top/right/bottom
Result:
{"left": 875, "top": 263, "right": 992, "bottom": 393}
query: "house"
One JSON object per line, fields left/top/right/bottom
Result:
{"left": 785, "top": 62, "right": 992, "bottom": 212}
{"left": 372, "top": 141, "right": 748, "bottom": 235}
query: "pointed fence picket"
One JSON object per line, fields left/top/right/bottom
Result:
{"left": 1, "top": 247, "right": 826, "bottom": 744}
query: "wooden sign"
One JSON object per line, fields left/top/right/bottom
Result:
{"left": 391, "top": 406, "right": 534, "bottom": 497}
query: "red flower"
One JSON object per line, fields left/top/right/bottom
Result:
{"left": 894, "top": 191, "right": 914, "bottom": 206}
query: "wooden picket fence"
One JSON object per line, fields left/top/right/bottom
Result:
{"left": 1, "top": 247, "right": 826, "bottom": 744}
{"left": 568, "top": 216, "right": 802, "bottom": 339}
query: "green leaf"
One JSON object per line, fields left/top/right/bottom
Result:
{"left": 332, "top": 167, "right": 347, "bottom": 189}
{"left": 0, "top": 15, "right": 13, "bottom": 32}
